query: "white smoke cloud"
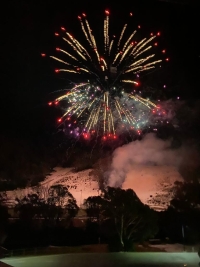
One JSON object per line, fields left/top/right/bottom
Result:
{"left": 108, "top": 133, "right": 182, "bottom": 187}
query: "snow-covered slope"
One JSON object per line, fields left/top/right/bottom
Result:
{"left": 122, "top": 164, "right": 183, "bottom": 211}
{"left": 5, "top": 167, "right": 99, "bottom": 207}
{"left": 5, "top": 165, "right": 183, "bottom": 210}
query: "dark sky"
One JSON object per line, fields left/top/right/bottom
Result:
{"left": 1, "top": 0, "right": 200, "bottom": 139}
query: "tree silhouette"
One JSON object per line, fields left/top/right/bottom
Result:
{"left": 0, "top": 193, "right": 9, "bottom": 246}
{"left": 85, "top": 187, "right": 158, "bottom": 251}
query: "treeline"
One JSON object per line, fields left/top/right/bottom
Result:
{"left": 1, "top": 181, "right": 200, "bottom": 252}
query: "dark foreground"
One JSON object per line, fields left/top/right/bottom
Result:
{"left": 1, "top": 252, "right": 199, "bottom": 267}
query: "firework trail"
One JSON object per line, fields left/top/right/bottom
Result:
{"left": 42, "top": 10, "right": 169, "bottom": 141}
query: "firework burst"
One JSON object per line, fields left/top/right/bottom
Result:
{"left": 42, "top": 10, "right": 169, "bottom": 141}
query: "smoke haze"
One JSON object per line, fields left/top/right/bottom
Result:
{"left": 108, "top": 133, "right": 183, "bottom": 187}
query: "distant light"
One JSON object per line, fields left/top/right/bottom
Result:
{"left": 55, "top": 33, "right": 59, "bottom": 36}
{"left": 58, "top": 118, "right": 62, "bottom": 122}
{"left": 162, "top": 49, "right": 166, "bottom": 53}
{"left": 82, "top": 13, "right": 86, "bottom": 17}
{"left": 48, "top": 102, "right": 52, "bottom": 106}
{"left": 163, "top": 84, "right": 166, "bottom": 88}
{"left": 61, "top": 27, "right": 66, "bottom": 31}
{"left": 105, "top": 10, "right": 110, "bottom": 15}
{"left": 56, "top": 47, "right": 60, "bottom": 51}
{"left": 166, "top": 58, "right": 169, "bottom": 61}
{"left": 130, "top": 13, "right": 133, "bottom": 16}
{"left": 138, "top": 25, "right": 141, "bottom": 29}
{"left": 41, "top": 53, "right": 46, "bottom": 57}
{"left": 78, "top": 16, "right": 81, "bottom": 20}
{"left": 177, "top": 96, "right": 180, "bottom": 100}
{"left": 157, "top": 32, "right": 161, "bottom": 36}
{"left": 55, "top": 69, "right": 59, "bottom": 73}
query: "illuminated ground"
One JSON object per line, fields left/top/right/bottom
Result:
{"left": 5, "top": 165, "right": 182, "bottom": 211}
{"left": 1, "top": 252, "right": 199, "bottom": 267}
{"left": 122, "top": 164, "right": 183, "bottom": 210}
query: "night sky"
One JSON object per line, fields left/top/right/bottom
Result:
{"left": 1, "top": 0, "right": 200, "bottom": 140}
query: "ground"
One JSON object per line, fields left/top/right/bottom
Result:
{"left": 1, "top": 252, "right": 199, "bottom": 267}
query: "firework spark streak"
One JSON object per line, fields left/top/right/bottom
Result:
{"left": 43, "top": 10, "right": 169, "bottom": 141}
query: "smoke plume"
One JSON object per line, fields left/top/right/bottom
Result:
{"left": 108, "top": 133, "right": 183, "bottom": 187}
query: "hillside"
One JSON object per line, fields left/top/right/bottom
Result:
{"left": 5, "top": 164, "right": 183, "bottom": 211}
